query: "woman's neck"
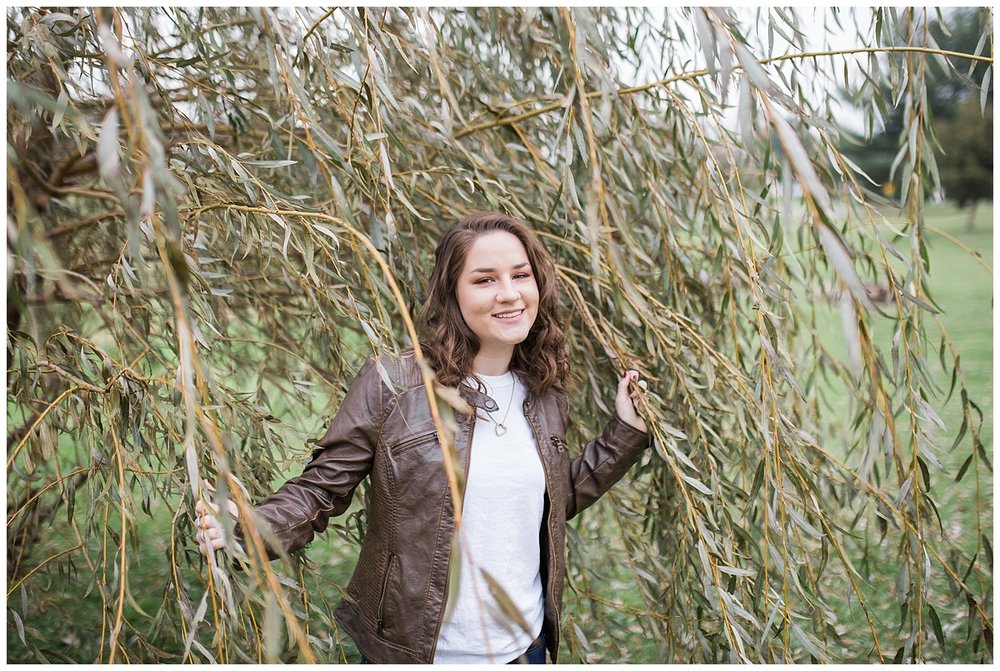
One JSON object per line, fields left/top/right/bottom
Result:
{"left": 472, "top": 348, "right": 513, "bottom": 376}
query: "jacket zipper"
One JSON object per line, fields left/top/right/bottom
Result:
{"left": 524, "top": 396, "right": 559, "bottom": 655}
{"left": 391, "top": 431, "right": 436, "bottom": 456}
{"left": 429, "top": 410, "right": 476, "bottom": 659}
{"left": 376, "top": 552, "right": 397, "bottom": 635}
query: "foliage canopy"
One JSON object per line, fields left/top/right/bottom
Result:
{"left": 840, "top": 7, "right": 993, "bottom": 203}
{"left": 6, "top": 6, "right": 993, "bottom": 663}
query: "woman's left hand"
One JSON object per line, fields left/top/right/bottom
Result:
{"left": 615, "top": 370, "right": 648, "bottom": 433}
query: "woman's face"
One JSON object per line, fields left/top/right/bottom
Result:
{"left": 455, "top": 230, "right": 539, "bottom": 358}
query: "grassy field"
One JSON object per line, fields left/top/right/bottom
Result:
{"left": 6, "top": 203, "right": 992, "bottom": 663}
{"left": 558, "top": 202, "right": 994, "bottom": 663}
{"left": 813, "top": 202, "right": 994, "bottom": 663}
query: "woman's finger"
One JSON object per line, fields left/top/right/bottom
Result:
{"left": 208, "top": 530, "right": 225, "bottom": 549}
{"left": 620, "top": 370, "right": 641, "bottom": 388}
{"left": 623, "top": 370, "right": 645, "bottom": 400}
{"left": 615, "top": 369, "right": 648, "bottom": 432}
{"left": 197, "top": 529, "right": 226, "bottom": 552}
{"left": 196, "top": 498, "right": 220, "bottom": 516}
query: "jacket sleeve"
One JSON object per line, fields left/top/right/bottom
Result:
{"left": 237, "top": 356, "right": 387, "bottom": 558}
{"left": 564, "top": 404, "right": 650, "bottom": 520}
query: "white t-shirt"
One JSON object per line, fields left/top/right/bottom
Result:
{"left": 433, "top": 372, "right": 546, "bottom": 664}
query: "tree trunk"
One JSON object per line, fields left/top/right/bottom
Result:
{"left": 966, "top": 200, "right": 978, "bottom": 233}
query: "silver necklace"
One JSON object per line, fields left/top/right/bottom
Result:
{"left": 486, "top": 371, "right": 516, "bottom": 437}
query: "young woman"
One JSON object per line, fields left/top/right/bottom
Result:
{"left": 195, "top": 212, "right": 649, "bottom": 664}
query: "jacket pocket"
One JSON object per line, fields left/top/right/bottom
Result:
{"left": 389, "top": 431, "right": 437, "bottom": 457}
{"left": 376, "top": 552, "right": 397, "bottom": 636}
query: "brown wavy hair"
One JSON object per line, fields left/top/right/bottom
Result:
{"left": 419, "top": 211, "right": 570, "bottom": 398}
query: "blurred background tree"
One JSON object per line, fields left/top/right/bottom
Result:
{"left": 6, "top": 6, "right": 993, "bottom": 664}
{"left": 840, "top": 6, "right": 992, "bottom": 222}
{"left": 936, "top": 98, "right": 993, "bottom": 229}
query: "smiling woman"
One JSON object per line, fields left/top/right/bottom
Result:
{"left": 420, "top": 212, "right": 571, "bottom": 400}
{"left": 456, "top": 231, "right": 539, "bottom": 376}
{"left": 194, "top": 211, "right": 650, "bottom": 664}
{"left": 456, "top": 231, "right": 540, "bottom": 375}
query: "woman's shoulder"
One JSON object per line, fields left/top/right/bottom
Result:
{"left": 357, "top": 349, "right": 424, "bottom": 394}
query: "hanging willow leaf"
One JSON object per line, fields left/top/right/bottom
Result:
{"left": 96, "top": 107, "right": 121, "bottom": 183}
{"left": 5, "top": 5, "right": 992, "bottom": 665}
{"left": 480, "top": 568, "right": 534, "bottom": 637}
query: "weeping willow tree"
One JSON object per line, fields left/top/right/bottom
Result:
{"left": 6, "top": 6, "right": 993, "bottom": 664}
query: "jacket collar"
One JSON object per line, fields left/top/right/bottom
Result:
{"left": 457, "top": 383, "right": 500, "bottom": 412}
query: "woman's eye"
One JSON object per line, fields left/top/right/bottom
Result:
{"left": 514, "top": 273, "right": 531, "bottom": 280}
{"left": 474, "top": 277, "right": 493, "bottom": 285}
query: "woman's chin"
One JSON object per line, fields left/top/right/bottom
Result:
{"left": 502, "top": 328, "right": 533, "bottom": 346}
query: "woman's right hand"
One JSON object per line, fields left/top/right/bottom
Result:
{"left": 194, "top": 480, "right": 239, "bottom": 557}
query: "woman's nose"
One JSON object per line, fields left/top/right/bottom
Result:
{"left": 496, "top": 278, "right": 520, "bottom": 302}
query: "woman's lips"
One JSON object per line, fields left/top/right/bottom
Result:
{"left": 493, "top": 308, "right": 525, "bottom": 320}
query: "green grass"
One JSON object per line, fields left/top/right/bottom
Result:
{"left": 6, "top": 203, "right": 992, "bottom": 663}
{"left": 804, "top": 202, "right": 993, "bottom": 663}
{"left": 558, "top": 202, "right": 993, "bottom": 663}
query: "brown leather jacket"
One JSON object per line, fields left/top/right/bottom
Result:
{"left": 244, "top": 352, "right": 649, "bottom": 663}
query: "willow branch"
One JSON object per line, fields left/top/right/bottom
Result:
{"left": 456, "top": 45, "right": 993, "bottom": 139}
{"left": 44, "top": 209, "right": 126, "bottom": 239}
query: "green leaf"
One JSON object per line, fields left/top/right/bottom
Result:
{"left": 682, "top": 475, "right": 713, "bottom": 496}
{"left": 789, "top": 509, "right": 823, "bottom": 539}
{"left": 96, "top": 107, "right": 120, "bottom": 182}
{"left": 241, "top": 160, "right": 298, "bottom": 168}
{"left": 50, "top": 87, "right": 68, "bottom": 132}
{"left": 928, "top": 604, "right": 945, "bottom": 650}
{"left": 981, "top": 69, "right": 991, "bottom": 115}
{"left": 480, "top": 568, "right": 533, "bottom": 636}
{"left": 955, "top": 453, "right": 974, "bottom": 483}
{"left": 263, "top": 590, "right": 281, "bottom": 664}
{"left": 10, "top": 609, "right": 26, "bottom": 645}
